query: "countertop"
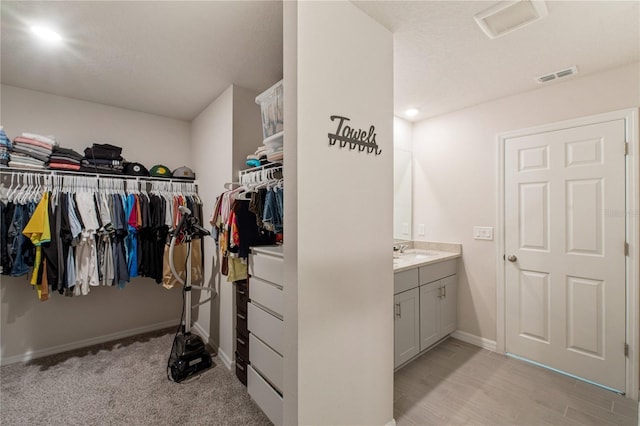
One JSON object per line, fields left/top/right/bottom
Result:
{"left": 393, "top": 243, "right": 462, "bottom": 273}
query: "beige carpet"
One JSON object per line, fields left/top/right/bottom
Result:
{"left": 0, "top": 328, "right": 271, "bottom": 426}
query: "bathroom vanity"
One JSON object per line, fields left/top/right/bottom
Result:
{"left": 393, "top": 243, "right": 461, "bottom": 369}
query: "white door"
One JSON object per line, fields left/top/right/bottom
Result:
{"left": 505, "top": 119, "right": 627, "bottom": 391}
{"left": 394, "top": 288, "right": 420, "bottom": 368}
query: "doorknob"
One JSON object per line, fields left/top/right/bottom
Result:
{"left": 507, "top": 254, "right": 517, "bottom": 262}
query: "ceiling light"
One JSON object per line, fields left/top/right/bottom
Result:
{"left": 30, "top": 25, "right": 63, "bottom": 44}
{"left": 404, "top": 108, "right": 419, "bottom": 118}
{"left": 474, "top": 0, "right": 548, "bottom": 39}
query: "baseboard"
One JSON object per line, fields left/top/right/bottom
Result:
{"left": 217, "top": 346, "right": 234, "bottom": 371}
{"left": 451, "top": 330, "right": 497, "bottom": 352}
{"left": 385, "top": 418, "right": 396, "bottom": 426}
{"left": 0, "top": 320, "right": 178, "bottom": 366}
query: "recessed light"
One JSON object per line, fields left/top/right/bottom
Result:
{"left": 405, "top": 108, "right": 419, "bottom": 118}
{"left": 30, "top": 25, "right": 62, "bottom": 44}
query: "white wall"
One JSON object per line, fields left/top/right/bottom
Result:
{"left": 0, "top": 84, "right": 191, "bottom": 363}
{"left": 283, "top": 2, "right": 298, "bottom": 422}
{"left": 285, "top": 1, "right": 394, "bottom": 424}
{"left": 232, "top": 85, "right": 264, "bottom": 178}
{"left": 190, "top": 85, "right": 234, "bottom": 362}
{"left": 190, "top": 84, "right": 262, "bottom": 368}
{"left": 412, "top": 62, "right": 640, "bottom": 341}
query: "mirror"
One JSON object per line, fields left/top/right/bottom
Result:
{"left": 394, "top": 149, "right": 412, "bottom": 240}
{"left": 394, "top": 117, "right": 412, "bottom": 241}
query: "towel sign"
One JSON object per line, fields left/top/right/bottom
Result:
{"left": 327, "top": 115, "right": 382, "bottom": 156}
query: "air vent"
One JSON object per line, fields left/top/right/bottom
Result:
{"left": 536, "top": 66, "right": 579, "bottom": 84}
{"left": 475, "top": 0, "right": 548, "bottom": 39}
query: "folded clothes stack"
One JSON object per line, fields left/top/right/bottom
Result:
{"left": 81, "top": 143, "right": 124, "bottom": 174}
{"left": 9, "top": 132, "right": 58, "bottom": 169}
{"left": 48, "top": 146, "right": 84, "bottom": 171}
{"left": 0, "top": 127, "right": 11, "bottom": 166}
{"left": 246, "top": 136, "right": 283, "bottom": 167}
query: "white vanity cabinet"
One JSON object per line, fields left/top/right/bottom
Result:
{"left": 247, "top": 246, "right": 284, "bottom": 426}
{"left": 394, "top": 257, "right": 458, "bottom": 369}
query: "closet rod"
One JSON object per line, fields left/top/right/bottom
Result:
{"left": 0, "top": 166, "right": 199, "bottom": 185}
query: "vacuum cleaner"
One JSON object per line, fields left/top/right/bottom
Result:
{"left": 167, "top": 205, "right": 213, "bottom": 382}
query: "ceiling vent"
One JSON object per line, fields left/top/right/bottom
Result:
{"left": 474, "top": 0, "right": 548, "bottom": 39}
{"left": 535, "top": 66, "right": 578, "bottom": 84}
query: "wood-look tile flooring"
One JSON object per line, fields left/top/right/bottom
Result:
{"left": 394, "top": 338, "right": 638, "bottom": 425}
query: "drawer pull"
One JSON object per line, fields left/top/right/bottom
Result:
{"left": 237, "top": 337, "right": 246, "bottom": 345}
{"left": 237, "top": 290, "right": 246, "bottom": 295}
{"left": 237, "top": 313, "right": 246, "bottom": 320}
{"left": 237, "top": 363, "right": 245, "bottom": 371}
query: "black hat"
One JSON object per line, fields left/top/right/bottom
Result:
{"left": 124, "top": 162, "right": 149, "bottom": 176}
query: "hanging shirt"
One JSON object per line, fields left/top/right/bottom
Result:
{"left": 22, "top": 192, "right": 51, "bottom": 300}
{"left": 125, "top": 193, "right": 139, "bottom": 278}
{"left": 67, "top": 195, "right": 82, "bottom": 240}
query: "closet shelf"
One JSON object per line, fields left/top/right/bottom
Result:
{"left": 0, "top": 166, "right": 198, "bottom": 184}
{"left": 238, "top": 162, "right": 282, "bottom": 185}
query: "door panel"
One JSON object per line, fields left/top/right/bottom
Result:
{"left": 419, "top": 283, "right": 440, "bottom": 351}
{"left": 518, "top": 270, "right": 550, "bottom": 343}
{"left": 519, "top": 182, "right": 549, "bottom": 251}
{"left": 566, "top": 179, "right": 603, "bottom": 255}
{"left": 394, "top": 288, "right": 419, "bottom": 368}
{"left": 440, "top": 276, "right": 457, "bottom": 337}
{"left": 566, "top": 275, "right": 604, "bottom": 358}
{"left": 505, "top": 119, "right": 626, "bottom": 392}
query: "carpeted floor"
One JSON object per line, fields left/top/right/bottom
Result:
{"left": 0, "top": 328, "right": 271, "bottom": 426}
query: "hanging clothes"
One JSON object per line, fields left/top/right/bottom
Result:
{"left": 1, "top": 171, "right": 202, "bottom": 299}
{"left": 210, "top": 182, "right": 279, "bottom": 283}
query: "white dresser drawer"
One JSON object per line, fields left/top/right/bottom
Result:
{"left": 250, "top": 276, "right": 283, "bottom": 319}
{"left": 250, "top": 333, "right": 283, "bottom": 393}
{"left": 248, "top": 364, "right": 283, "bottom": 425}
{"left": 248, "top": 302, "right": 283, "bottom": 355}
{"left": 250, "top": 251, "right": 284, "bottom": 285}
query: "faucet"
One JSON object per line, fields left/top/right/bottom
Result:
{"left": 393, "top": 244, "right": 408, "bottom": 254}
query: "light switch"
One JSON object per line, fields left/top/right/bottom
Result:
{"left": 474, "top": 226, "right": 493, "bottom": 240}
{"left": 418, "top": 224, "right": 425, "bottom": 236}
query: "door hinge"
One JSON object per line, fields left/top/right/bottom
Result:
{"left": 624, "top": 142, "right": 629, "bottom": 156}
{"left": 624, "top": 241, "right": 630, "bottom": 256}
{"left": 624, "top": 343, "right": 629, "bottom": 357}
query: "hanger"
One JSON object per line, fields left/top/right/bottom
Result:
{"left": 5, "top": 172, "right": 18, "bottom": 202}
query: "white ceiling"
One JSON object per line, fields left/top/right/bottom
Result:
{"left": 354, "top": 0, "right": 640, "bottom": 122}
{"left": 1, "top": 1, "right": 283, "bottom": 121}
{"left": 1, "top": 1, "right": 638, "bottom": 123}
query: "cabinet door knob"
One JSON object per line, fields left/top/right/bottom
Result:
{"left": 395, "top": 303, "right": 401, "bottom": 319}
{"left": 507, "top": 254, "right": 517, "bottom": 262}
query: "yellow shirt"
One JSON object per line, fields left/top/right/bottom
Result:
{"left": 22, "top": 192, "right": 51, "bottom": 299}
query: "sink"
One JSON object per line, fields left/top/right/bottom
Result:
{"left": 393, "top": 250, "right": 447, "bottom": 268}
